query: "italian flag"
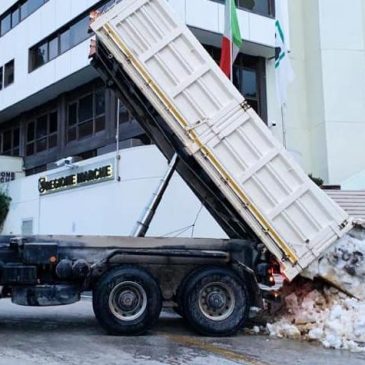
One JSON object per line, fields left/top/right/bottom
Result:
{"left": 220, "top": 0, "right": 242, "bottom": 79}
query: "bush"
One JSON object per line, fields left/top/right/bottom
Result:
{"left": 309, "top": 174, "right": 324, "bottom": 187}
{"left": 0, "top": 191, "right": 11, "bottom": 230}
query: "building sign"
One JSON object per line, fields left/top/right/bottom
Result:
{"left": 38, "top": 159, "right": 115, "bottom": 195}
{"left": 0, "top": 156, "right": 24, "bottom": 184}
{"left": 0, "top": 172, "right": 16, "bottom": 183}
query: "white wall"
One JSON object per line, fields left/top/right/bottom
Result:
{"left": 1, "top": 146, "right": 227, "bottom": 238}
{"left": 281, "top": 0, "right": 365, "bottom": 187}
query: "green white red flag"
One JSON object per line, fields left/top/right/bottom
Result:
{"left": 220, "top": 0, "right": 242, "bottom": 79}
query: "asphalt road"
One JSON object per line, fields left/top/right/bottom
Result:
{"left": 0, "top": 298, "right": 364, "bottom": 365}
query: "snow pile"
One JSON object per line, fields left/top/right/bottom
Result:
{"left": 266, "top": 282, "right": 365, "bottom": 352}
{"left": 304, "top": 227, "right": 365, "bottom": 301}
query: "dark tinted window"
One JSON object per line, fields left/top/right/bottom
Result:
{"left": 49, "top": 111, "right": 58, "bottom": 133}
{"left": 0, "top": 67, "right": 3, "bottom": 90}
{"left": 242, "top": 69, "right": 257, "bottom": 99}
{"left": 27, "top": 122, "right": 35, "bottom": 141}
{"left": 95, "top": 89, "right": 105, "bottom": 116}
{"left": 3, "top": 130, "right": 11, "bottom": 151}
{"left": 28, "top": 0, "right": 116, "bottom": 71}
{"left": 1, "top": 14, "right": 11, "bottom": 36}
{"left": 26, "top": 110, "right": 58, "bottom": 156}
{"left": 4, "top": 60, "right": 14, "bottom": 87}
{"left": 70, "top": 15, "right": 89, "bottom": 47}
{"left": 67, "top": 87, "right": 106, "bottom": 142}
{"left": 0, "top": 126, "right": 20, "bottom": 156}
{"left": 27, "top": 0, "right": 45, "bottom": 15}
{"left": 13, "top": 128, "right": 20, "bottom": 148}
{"left": 60, "top": 29, "right": 71, "bottom": 53}
{"left": 30, "top": 42, "right": 48, "bottom": 71}
{"left": 36, "top": 115, "right": 48, "bottom": 138}
{"left": 12, "top": 8, "right": 20, "bottom": 27}
{"left": 1, "top": 0, "right": 48, "bottom": 37}
{"left": 78, "top": 94, "right": 93, "bottom": 122}
{"left": 68, "top": 103, "right": 77, "bottom": 125}
{"left": 49, "top": 37, "right": 58, "bottom": 60}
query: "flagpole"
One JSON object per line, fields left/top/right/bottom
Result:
{"left": 281, "top": 104, "right": 287, "bottom": 149}
{"left": 229, "top": 0, "right": 233, "bottom": 83}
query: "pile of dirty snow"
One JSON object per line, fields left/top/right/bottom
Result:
{"left": 266, "top": 281, "right": 365, "bottom": 352}
{"left": 303, "top": 225, "right": 365, "bottom": 301}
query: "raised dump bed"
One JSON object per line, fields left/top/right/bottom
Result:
{"left": 90, "top": 0, "right": 353, "bottom": 281}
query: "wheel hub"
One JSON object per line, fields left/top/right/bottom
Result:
{"left": 108, "top": 281, "right": 147, "bottom": 322}
{"left": 207, "top": 292, "right": 226, "bottom": 310}
{"left": 198, "top": 282, "right": 235, "bottom": 321}
{"left": 118, "top": 290, "right": 138, "bottom": 311}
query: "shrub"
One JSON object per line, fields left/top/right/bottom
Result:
{"left": 309, "top": 174, "right": 324, "bottom": 187}
{"left": 0, "top": 191, "right": 11, "bottom": 230}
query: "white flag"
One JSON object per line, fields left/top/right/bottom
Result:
{"left": 275, "top": 1, "right": 294, "bottom": 106}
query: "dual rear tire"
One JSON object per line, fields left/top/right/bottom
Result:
{"left": 93, "top": 266, "right": 249, "bottom": 336}
{"left": 178, "top": 266, "right": 249, "bottom": 336}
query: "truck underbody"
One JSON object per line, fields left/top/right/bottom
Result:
{"left": 0, "top": 235, "right": 269, "bottom": 335}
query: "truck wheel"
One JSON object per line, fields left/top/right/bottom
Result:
{"left": 174, "top": 267, "right": 200, "bottom": 317}
{"left": 182, "top": 266, "right": 249, "bottom": 336}
{"left": 92, "top": 266, "right": 162, "bottom": 335}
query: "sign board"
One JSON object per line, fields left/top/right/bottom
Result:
{"left": 0, "top": 156, "right": 24, "bottom": 184}
{"left": 0, "top": 172, "right": 16, "bottom": 183}
{"left": 38, "top": 158, "right": 115, "bottom": 195}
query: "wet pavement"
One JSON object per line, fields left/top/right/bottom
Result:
{"left": 0, "top": 298, "right": 364, "bottom": 365}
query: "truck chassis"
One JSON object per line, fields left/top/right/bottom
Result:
{"left": 0, "top": 235, "right": 265, "bottom": 336}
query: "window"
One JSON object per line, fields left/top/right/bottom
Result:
{"left": 3, "top": 60, "right": 15, "bottom": 88}
{"left": 60, "top": 29, "right": 71, "bottom": 54}
{"left": 211, "top": 0, "right": 275, "bottom": 17}
{"left": 28, "top": 0, "right": 120, "bottom": 72}
{"left": 0, "top": 14, "right": 11, "bottom": 36}
{"left": 26, "top": 111, "right": 58, "bottom": 156}
{"left": 0, "top": 125, "right": 20, "bottom": 156}
{"left": 67, "top": 88, "right": 106, "bottom": 142}
{"left": 0, "top": 0, "right": 48, "bottom": 37}
{"left": 11, "top": 8, "right": 20, "bottom": 27}
{"left": 49, "top": 37, "right": 58, "bottom": 60}
{"left": 30, "top": 42, "right": 48, "bottom": 70}
{"left": 70, "top": 15, "right": 89, "bottom": 47}
{"left": 0, "top": 67, "right": 3, "bottom": 90}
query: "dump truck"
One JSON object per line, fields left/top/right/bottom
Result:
{"left": 0, "top": 0, "right": 363, "bottom": 336}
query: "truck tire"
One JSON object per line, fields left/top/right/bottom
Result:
{"left": 174, "top": 266, "right": 200, "bottom": 317}
{"left": 92, "top": 266, "right": 162, "bottom": 335}
{"left": 182, "top": 266, "right": 249, "bottom": 336}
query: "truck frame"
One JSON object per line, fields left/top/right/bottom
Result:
{"left": 0, "top": 235, "right": 265, "bottom": 335}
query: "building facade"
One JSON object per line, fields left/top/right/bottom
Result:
{"left": 0, "top": 0, "right": 277, "bottom": 173}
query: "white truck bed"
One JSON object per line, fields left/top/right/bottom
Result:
{"left": 90, "top": 0, "right": 352, "bottom": 279}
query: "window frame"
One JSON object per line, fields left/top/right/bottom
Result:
{"left": 25, "top": 109, "right": 58, "bottom": 157}
{"left": 0, "top": 124, "right": 20, "bottom": 157}
{"left": 28, "top": 0, "right": 119, "bottom": 72}
{"left": 66, "top": 87, "right": 106, "bottom": 144}
{"left": 0, "top": 0, "right": 49, "bottom": 37}
{"left": 2, "top": 59, "right": 15, "bottom": 88}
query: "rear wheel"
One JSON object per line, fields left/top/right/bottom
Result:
{"left": 182, "top": 266, "right": 249, "bottom": 336}
{"left": 93, "top": 266, "right": 162, "bottom": 335}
